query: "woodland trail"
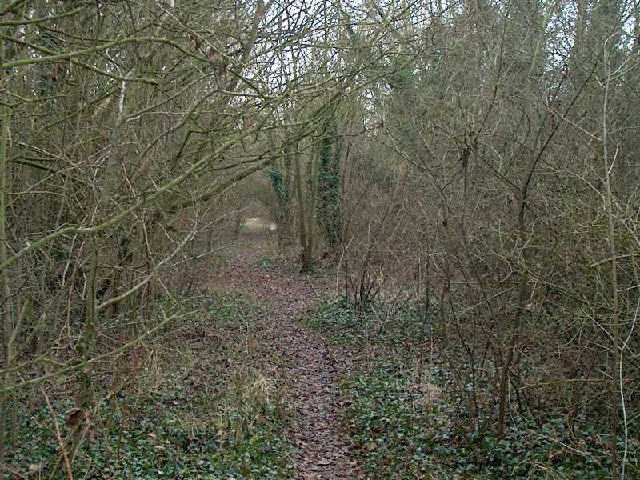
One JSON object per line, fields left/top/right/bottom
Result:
{"left": 210, "top": 242, "right": 365, "bottom": 480}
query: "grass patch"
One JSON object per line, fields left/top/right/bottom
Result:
{"left": 6, "top": 292, "right": 294, "bottom": 479}
{"left": 305, "top": 297, "right": 431, "bottom": 355}
{"left": 307, "top": 298, "right": 639, "bottom": 479}
{"left": 12, "top": 390, "right": 291, "bottom": 479}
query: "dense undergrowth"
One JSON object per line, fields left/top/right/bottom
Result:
{"left": 306, "top": 298, "right": 639, "bottom": 479}
{"left": 8, "top": 281, "right": 637, "bottom": 479}
{"left": 7, "top": 293, "right": 293, "bottom": 479}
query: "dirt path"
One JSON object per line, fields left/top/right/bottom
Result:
{"left": 210, "top": 247, "right": 364, "bottom": 479}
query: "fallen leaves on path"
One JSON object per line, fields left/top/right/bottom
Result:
{"left": 211, "top": 249, "right": 365, "bottom": 479}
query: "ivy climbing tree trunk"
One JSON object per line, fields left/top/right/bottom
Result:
{"left": 317, "top": 122, "right": 342, "bottom": 249}
{"left": 268, "top": 145, "right": 293, "bottom": 252}
{"left": 294, "top": 144, "right": 312, "bottom": 272}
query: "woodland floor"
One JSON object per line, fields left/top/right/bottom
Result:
{"left": 6, "top": 228, "right": 371, "bottom": 479}
{"left": 9, "top": 224, "right": 633, "bottom": 479}
{"left": 208, "top": 237, "right": 365, "bottom": 479}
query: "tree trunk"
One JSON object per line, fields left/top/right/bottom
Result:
{"left": 294, "top": 145, "right": 312, "bottom": 272}
{"left": 0, "top": 34, "right": 17, "bottom": 470}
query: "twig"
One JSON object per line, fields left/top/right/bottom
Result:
{"left": 41, "top": 389, "right": 73, "bottom": 480}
